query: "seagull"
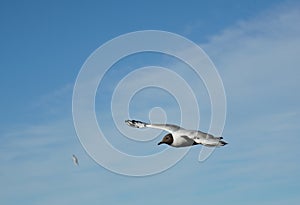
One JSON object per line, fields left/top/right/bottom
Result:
{"left": 72, "top": 154, "right": 79, "bottom": 166}
{"left": 125, "top": 120, "right": 228, "bottom": 147}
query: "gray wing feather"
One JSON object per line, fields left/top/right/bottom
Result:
{"left": 146, "top": 123, "right": 182, "bottom": 133}
{"left": 125, "top": 120, "right": 182, "bottom": 133}
{"left": 192, "top": 131, "right": 222, "bottom": 143}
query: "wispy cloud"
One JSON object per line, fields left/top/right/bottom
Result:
{"left": 2, "top": 2, "right": 300, "bottom": 205}
{"left": 197, "top": 3, "right": 300, "bottom": 203}
{"left": 202, "top": 3, "right": 300, "bottom": 104}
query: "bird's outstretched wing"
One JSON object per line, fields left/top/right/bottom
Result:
{"left": 125, "top": 120, "right": 182, "bottom": 133}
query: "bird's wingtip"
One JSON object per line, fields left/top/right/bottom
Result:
{"left": 125, "top": 119, "right": 147, "bottom": 128}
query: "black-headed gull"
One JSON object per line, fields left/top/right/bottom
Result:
{"left": 72, "top": 154, "right": 79, "bottom": 166}
{"left": 125, "top": 120, "right": 228, "bottom": 147}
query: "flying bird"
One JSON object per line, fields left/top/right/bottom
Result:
{"left": 72, "top": 154, "right": 79, "bottom": 166}
{"left": 125, "top": 120, "right": 228, "bottom": 147}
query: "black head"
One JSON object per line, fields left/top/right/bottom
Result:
{"left": 158, "top": 133, "right": 174, "bottom": 146}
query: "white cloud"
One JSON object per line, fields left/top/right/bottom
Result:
{"left": 202, "top": 4, "right": 300, "bottom": 107}
{"left": 191, "top": 4, "right": 300, "bottom": 203}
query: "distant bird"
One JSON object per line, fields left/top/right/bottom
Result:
{"left": 72, "top": 154, "right": 79, "bottom": 166}
{"left": 125, "top": 120, "right": 228, "bottom": 147}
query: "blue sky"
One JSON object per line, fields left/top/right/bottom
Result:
{"left": 1, "top": 0, "right": 300, "bottom": 204}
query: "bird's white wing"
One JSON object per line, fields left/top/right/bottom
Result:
{"left": 125, "top": 120, "right": 182, "bottom": 133}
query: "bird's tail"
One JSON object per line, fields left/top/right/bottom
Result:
{"left": 125, "top": 120, "right": 148, "bottom": 128}
{"left": 219, "top": 140, "right": 228, "bottom": 146}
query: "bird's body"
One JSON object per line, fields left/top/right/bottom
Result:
{"left": 125, "top": 120, "right": 227, "bottom": 147}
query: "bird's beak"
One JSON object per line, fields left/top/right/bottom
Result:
{"left": 158, "top": 141, "right": 163, "bottom": 145}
